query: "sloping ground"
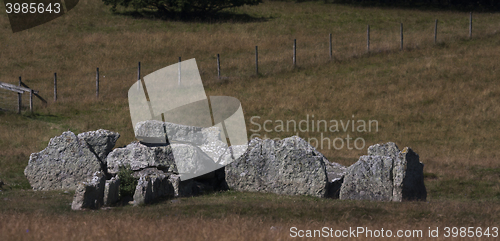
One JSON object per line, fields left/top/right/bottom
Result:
{"left": 0, "top": 1, "right": 499, "bottom": 240}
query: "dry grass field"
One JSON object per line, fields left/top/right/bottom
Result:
{"left": 0, "top": 0, "right": 499, "bottom": 240}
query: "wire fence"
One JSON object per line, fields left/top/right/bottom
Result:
{"left": 0, "top": 12, "right": 494, "bottom": 114}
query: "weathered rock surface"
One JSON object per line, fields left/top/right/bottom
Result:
{"left": 171, "top": 143, "right": 221, "bottom": 180}
{"left": 134, "top": 170, "right": 179, "bottom": 205}
{"left": 71, "top": 171, "right": 106, "bottom": 210}
{"left": 218, "top": 145, "right": 248, "bottom": 166}
{"left": 104, "top": 176, "right": 120, "bottom": 206}
{"left": 134, "top": 121, "right": 238, "bottom": 181}
{"left": 198, "top": 126, "right": 229, "bottom": 164}
{"left": 131, "top": 167, "right": 167, "bottom": 179}
{"left": 168, "top": 174, "right": 194, "bottom": 198}
{"left": 339, "top": 155, "right": 394, "bottom": 201}
{"left": 368, "top": 143, "right": 426, "bottom": 201}
{"left": 340, "top": 142, "right": 426, "bottom": 202}
{"left": 106, "top": 142, "right": 177, "bottom": 175}
{"left": 135, "top": 120, "right": 232, "bottom": 159}
{"left": 134, "top": 120, "right": 205, "bottom": 145}
{"left": 133, "top": 175, "right": 153, "bottom": 205}
{"left": 225, "top": 136, "right": 329, "bottom": 197}
{"left": 77, "top": 129, "right": 120, "bottom": 164}
{"left": 367, "top": 142, "right": 400, "bottom": 160}
{"left": 25, "top": 131, "right": 104, "bottom": 191}
{"left": 324, "top": 161, "right": 347, "bottom": 183}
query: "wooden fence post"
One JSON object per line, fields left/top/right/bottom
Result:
{"left": 400, "top": 23, "right": 404, "bottom": 51}
{"left": 18, "top": 76, "right": 22, "bottom": 114}
{"left": 137, "top": 62, "right": 141, "bottom": 90}
{"left": 329, "top": 33, "right": 332, "bottom": 60}
{"left": 469, "top": 12, "right": 473, "bottom": 39}
{"left": 96, "top": 68, "right": 99, "bottom": 98}
{"left": 255, "top": 46, "right": 258, "bottom": 76}
{"left": 367, "top": 25, "right": 370, "bottom": 53}
{"left": 54, "top": 73, "right": 57, "bottom": 102}
{"left": 293, "top": 39, "right": 297, "bottom": 67}
{"left": 178, "top": 57, "right": 181, "bottom": 86}
{"left": 30, "top": 89, "right": 33, "bottom": 114}
{"left": 435, "top": 19, "right": 438, "bottom": 44}
{"left": 217, "top": 54, "right": 221, "bottom": 80}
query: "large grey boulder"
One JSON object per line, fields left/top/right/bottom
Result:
{"left": 225, "top": 136, "right": 329, "bottom": 197}
{"left": 25, "top": 131, "right": 104, "bottom": 191}
{"left": 135, "top": 120, "right": 231, "bottom": 160}
{"left": 134, "top": 120, "right": 205, "bottom": 145}
{"left": 339, "top": 155, "right": 394, "bottom": 201}
{"left": 134, "top": 120, "right": 237, "bottom": 181}
{"left": 340, "top": 142, "right": 426, "bottom": 202}
{"left": 394, "top": 147, "right": 426, "bottom": 201}
{"left": 71, "top": 171, "right": 106, "bottom": 210}
{"left": 104, "top": 176, "right": 120, "bottom": 206}
{"left": 106, "top": 142, "right": 178, "bottom": 175}
{"left": 77, "top": 129, "right": 120, "bottom": 164}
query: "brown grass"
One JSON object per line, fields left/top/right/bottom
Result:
{"left": 1, "top": 190, "right": 499, "bottom": 240}
{"left": 0, "top": 0, "right": 499, "bottom": 240}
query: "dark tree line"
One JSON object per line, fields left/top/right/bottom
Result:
{"left": 324, "top": 0, "right": 500, "bottom": 11}
{"left": 103, "top": 0, "right": 263, "bottom": 16}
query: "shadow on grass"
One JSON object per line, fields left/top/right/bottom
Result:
{"left": 115, "top": 9, "right": 269, "bottom": 23}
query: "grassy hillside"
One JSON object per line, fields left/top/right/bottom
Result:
{"left": 0, "top": 0, "right": 499, "bottom": 240}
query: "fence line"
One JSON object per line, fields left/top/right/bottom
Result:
{"left": 1, "top": 12, "right": 489, "bottom": 114}
{"left": 0, "top": 78, "right": 45, "bottom": 114}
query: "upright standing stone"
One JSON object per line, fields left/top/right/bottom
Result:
{"left": 71, "top": 171, "right": 106, "bottom": 210}
{"left": 225, "top": 137, "right": 329, "bottom": 197}
{"left": 133, "top": 171, "right": 177, "bottom": 205}
{"left": 340, "top": 142, "right": 426, "bottom": 202}
{"left": 25, "top": 131, "right": 103, "bottom": 191}
{"left": 104, "top": 176, "right": 120, "bottom": 206}
{"left": 340, "top": 155, "right": 394, "bottom": 201}
{"left": 397, "top": 147, "right": 426, "bottom": 201}
{"left": 133, "top": 175, "right": 153, "bottom": 205}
